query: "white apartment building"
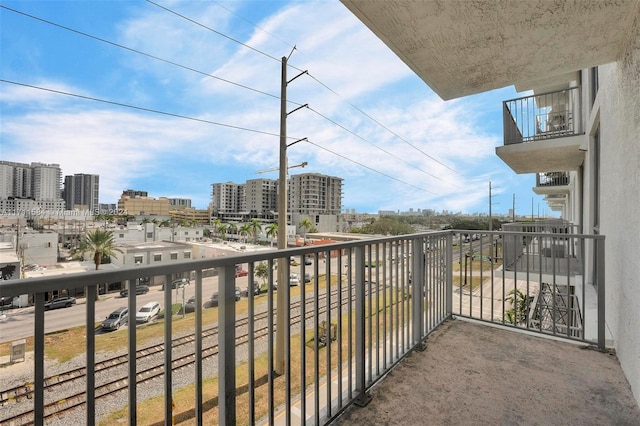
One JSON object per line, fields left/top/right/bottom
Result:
{"left": 211, "top": 182, "right": 243, "bottom": 214}
{"left": 0, "top": 161, "right": 65, "bottom": 213}
{"left": 288, "top": 173, "right": 343, "bottom": 216}
{"left": 343, "top": 0, "right": 640, "bottom": 406}
{"left": 245, "top": 178, "right": 277, "bottom": 213}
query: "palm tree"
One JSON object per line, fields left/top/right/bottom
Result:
{"left": 299, "top": 217, "right": 314, "bottom": 245}
{"left": 78, "top": 229, "right": 123, "bottom": 270}
{"left": 239, "top": 223, "right": 252, "bottom": 243}
{"left": 212, "top": 218, "right": 222, "bottom": 239}
{"left": 266, "top": 223, "right": 278, "bottom": 247}
{"left": 249, "top": 218, "right": 262, "bottom": 244}
{"left": 228, "top": 221, "right": 238, "bottom": 240}
{"left": 218, "top": 223, "right": 228, "bottom": 241}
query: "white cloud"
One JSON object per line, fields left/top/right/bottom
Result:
{"left": 1, "top": 0, "right": 536, "bottom": 214}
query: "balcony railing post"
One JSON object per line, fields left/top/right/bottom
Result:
{"left": 596, "top": 237, "right": 606, "bottom": 350}
{"left": 34, "top": 291, "right": 45, "bottom": 426}
{"left": 127, "top": 279, "right": 137, "bottom": 425}
{"left": 354, "top": 245, "right": 371, "bottom": 407}
{"left": 86, "top": 285, "right": 96, "bottom": 426}
{"left": 194, "top": 269, "right": 203, "bottom": 425}
{"left": 218, "top": 264, "right": 236, "bottom": 424}
{"left": 446, "top": 232, "right": 453, "bottom": 317}
{"left": 412, "top": 238, "right": 425, "bottom": 345}
{"left": 163, "top": 274, "right": 173, "bottom": 424}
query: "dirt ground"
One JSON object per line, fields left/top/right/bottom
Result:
{"left": 332, "top": 318, "right": 640, "bottom": 426}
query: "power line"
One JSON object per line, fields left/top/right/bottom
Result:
{"left": 145, "top": 1, "right": 459, "bottom": 184}
{"left": 306, "top": 73, "right": 461, "bottom": 176}
{"left": 3, "top": 78, "right": 439, "bottom": 196}
{"left": 212, "top": 1, "right": 296, "bottom": 50}
{"left": 307, "top": 106, "right": 459, "bottom": 188}
{"left": 0, "top": 4, "right": 288, "bottom": 104}
{"left": 147, "top": 0, "right": 282, "bottom": 63}
{"left": 3, "top": 4, "right": 446, "bottom": 197}
{"left": 304, "top": 140, "right": 437, "bottom": 195}
{"left": 1, "top": 79, "right": 282, "bottom": 138}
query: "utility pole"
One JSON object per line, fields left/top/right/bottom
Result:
{"left": 531, "top": 197, "right": 534, "bottom": 221}
{"left": 275, "top": 52, "right": 307, "bottom": 375}
{"left": 276, "top": 55, "right": 288, "bottom": 377}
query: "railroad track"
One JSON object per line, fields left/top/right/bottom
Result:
{"left": 1, "top": 281, "right": 393, "bottom": 425}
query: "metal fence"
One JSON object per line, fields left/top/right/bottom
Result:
{"left": 503, "top": 87, "right": 582, "bottom": 145}
{"left": 0, "top": 229, "right": 604, "bottom": 425}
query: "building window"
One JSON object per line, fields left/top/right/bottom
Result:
{"left": 170, "top": 252, "right": 178, "bottom": 260}
{"left": 183, "top": 252, "right": 191, "bottom": 259}
{"left": 119, "top": 233, "right": 124, "bottom": 238}
{"left": 154, "top": 253, "right": 162, "bottom": 262}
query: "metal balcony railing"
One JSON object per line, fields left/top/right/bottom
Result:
{"left": 0, "top": 229, "right": 605, "bottom": 425}
{"left": 536, "top": 171, "right": 570, "bottom": 187}
{"left": 503, "top": 87, "right": 582, "bottom": 145}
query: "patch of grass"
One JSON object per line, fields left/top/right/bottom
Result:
{"left": 0, "top": 274, "right": 336, "bottom": 361}
{"left": 100, "top": 284, "right": 410, "bottom": 425}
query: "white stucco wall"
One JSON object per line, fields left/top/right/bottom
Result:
{"left": 597, "top": 10, "right": 640, "bottom": 405}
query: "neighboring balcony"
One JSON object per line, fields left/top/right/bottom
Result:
{"left": 1, "top": 229, "right": 638, "bottom": 425}
{"left": 534, "top": 172, "right": 571, "bottom": 198}
{"left": 497, "top": 87, "right": 587, "bottom": 174}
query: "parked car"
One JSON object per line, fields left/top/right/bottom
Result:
{"left": 101, "top": 307, "right": 128, "bottom": 331}
{"left": 161, "top": 278, "right": 190, "bottom": 290}
{"left": 44, "top": 296, "right": 76, "bottom": 310}
{"left": 120, "top": 284, "right": 149, "bottom": 297}
{"left": 184, "top": 296, "right": 197, "bottom": 313}
{"left": 253, "top": 281, "right": 261, "bottom": 295}
{"left": 276, "top": 273, "right": 300, "bottom": 287}
{"left": 304, "top": 257, "right": 312, "bottom": 265}
{"left": 304, "top": 273, "right": 311, "bottom": 283}
{"left": 235, "top": 269, "right": 248, "bottom": 278}
{"left": 210, "top": 287, "right": 241, "bottom": 307}
{"left": 136, "top": 302, "right": 160, "bottom": 323}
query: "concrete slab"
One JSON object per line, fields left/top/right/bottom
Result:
{"left": 332, "top": 319, "right": 640, "bottom": 425}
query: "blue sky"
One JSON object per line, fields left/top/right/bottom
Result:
{"left": 0, "top": 0, "right": 554, "bottom": 217}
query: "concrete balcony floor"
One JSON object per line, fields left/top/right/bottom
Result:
{"left": 333, "top": 319, "right": 640, "bottom": 425}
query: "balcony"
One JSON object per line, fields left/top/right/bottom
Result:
{"left": 1, "top": 229, "right": 638, "bottom": 425}
{"left": 497, "top": 87, "right": 587, "bottom": 174}
{"left": 534, "top": 170, "right": 571, "bottom": 193}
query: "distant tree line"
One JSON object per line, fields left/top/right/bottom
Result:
{"left": 350, "top": 215, "right": 508, "bottom": 235}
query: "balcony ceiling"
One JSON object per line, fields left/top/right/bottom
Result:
{"left": 341, "top": 0, "right": 638, "bottom": 100}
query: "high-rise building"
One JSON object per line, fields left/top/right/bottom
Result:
{"left": 63, "top": 173, "right": 99, "bottom": 212}
{"left": 288, "top": 173, "right": 343, "bottom": 216}
{"left": 168, "top": 198, "right": 192, "bottom": 210}
{"left": 122, "top": 189, "right": 148, "bottom": 198}
{"left": 245, "top": 178, "right": 277, "bottom": 213}
{"left": 0, "top": 161, "right": 65, "bottom": 212}
{"left": 211, "top": 182, "right": 243, "bottom": 214}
